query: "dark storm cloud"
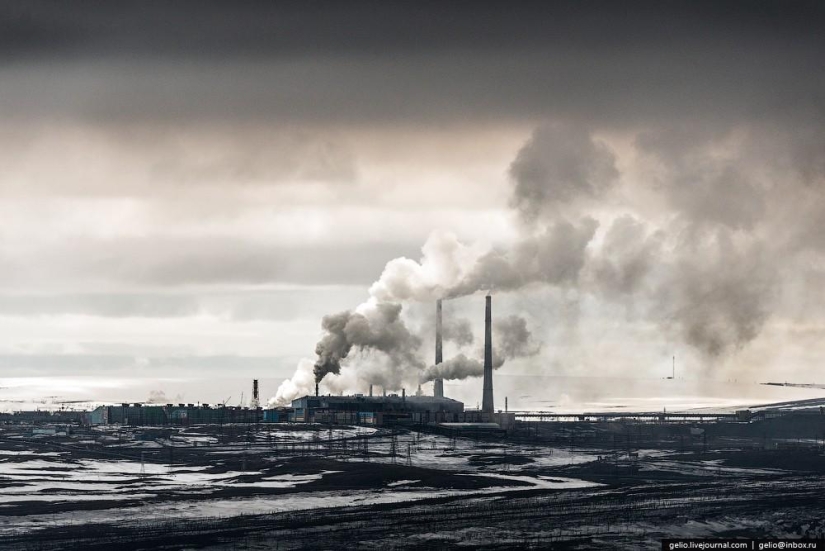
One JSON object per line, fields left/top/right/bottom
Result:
{"left": 1, "top": 1, "right": 823, "bottom": 125}
{"left": 4, "top": 1, "right": 823, "bottom": 60}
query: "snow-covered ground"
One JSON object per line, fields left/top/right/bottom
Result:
{"left": 0, "top": 431, "right": 602, "bottom": 536}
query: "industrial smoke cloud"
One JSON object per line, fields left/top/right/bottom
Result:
{"left": 273, "top": 119, "right": 825, "bottom": 405}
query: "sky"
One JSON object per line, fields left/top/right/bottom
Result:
{"left": 1, "top": 1, "right": 825, "bottom": 408}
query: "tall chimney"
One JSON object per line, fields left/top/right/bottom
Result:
{"left": 252, "top": 379, "right": 260, "bottom": 409}
{"left": 482, "top": 294, "right": 494, "bottom": 414}
{"left": 433, "top": 299, "right": 444, "bottom": 398}
{"left": 315, "top": 382, "right": 319, "bottom": 397}
{"left": 369, "top": 384, "right": 373, "bottom": 397}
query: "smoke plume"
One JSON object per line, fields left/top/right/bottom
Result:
{"left": 509, "top": 122, "right": 619, "bottom": 223}
{"left": 313, "top": 302, "right": 423, "bottom": 383}
{"left": 442, "top": 316, "right": 474, "bottom": 346}
{"left": 146, "top": 390, "right": 169, "bottom": 404}
{"left": 421, "top": 353, "right": 485, "bottom": 382}
{"left": 494, "top": 315, "right": 542, "bottom": 360}
{"left": 420, "top": 311, "right": 474, "bottom": 347}
{"left": 421, "top": 314, "right": 539, "bottom": 383}
{"left": 273, "top": 119, "right": 825, "bottom": 405}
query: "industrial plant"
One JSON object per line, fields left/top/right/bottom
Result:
{"left": 82, "top": 295, "right": 516, "bottom": 435}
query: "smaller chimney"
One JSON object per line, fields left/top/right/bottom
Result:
{"left": 251, "top": 379, "right": 260, "bottom": 409}
{"left": 383, "top": 387, "right": 386, "bottom": 397}
{"left": 369, "top": 384, "right": 373, "bottom": 397}
{"left": 402, "top": 388, "right": 406, "bottom": 401}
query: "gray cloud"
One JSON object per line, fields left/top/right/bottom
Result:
{"left": 636, "top": 128, "right": 766, "bottom": 230}
{"left": 442, "top": 316, "right": 474, "bottom": 347}
{"left": 0, "top": 238, "right": 421, "bottom": 289}
{"left": 494, "top": 315, "right": 541, "bottom": 360}
{"left": 0, "top": 124, "right": 356, "bottom": 198}
{"left": 589, "top": 216, "right": 663, "bottom": 298}
{"left": 0, "top": 286, "right": 367, "bottom": 322}
{"left": 509, "top": 123, "right": 618, "bottom": 222}
{"left": 419, "top": 311, "right": 474, "bottom": 348}
{"left": 658, "top": 233, "right": 779, "bottom": 358}
{"left": 447, "top": 218, "right": 599, "bottom": 298}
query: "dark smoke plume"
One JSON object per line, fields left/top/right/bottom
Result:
{"left": 313, "top": 302, "right": 423, "bottom": 383}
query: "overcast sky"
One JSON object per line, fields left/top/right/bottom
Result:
{"left": 1, "top": 1, "right": 824, "bottom": 405}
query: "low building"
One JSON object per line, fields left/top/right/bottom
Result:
{"left": 262, "top": 408, "right": 293, "bottom": 422}
{"left": 88, "top": 403, "right": 263, "bottom": 426}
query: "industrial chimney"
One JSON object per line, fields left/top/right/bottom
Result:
{"left": 433, "top": 299, "right": 444, "bottom": 398}
{"left": 315, "top": 382, "right": 319, "bottom": 397}
{"left": 482, "top": 294, "right": 494, "bottom": 414}
{"left": 251, "top": 379, "right": 260, "bottom": 409}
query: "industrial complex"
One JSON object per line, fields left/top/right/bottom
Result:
{"left": 83, "top": 295, "right": 515, "bottom": 432}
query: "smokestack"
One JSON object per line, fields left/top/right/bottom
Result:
{"left": 402, "top": 388, "right": 406, "bottom": 401}
{"left": 482, "top": 294, "right": 494, "bottom": 414}
{"left": 315, "top": 382, "right": 319, "bottom": 397}
{"left": 251, "top": 379, "right": 260, "bottom": 409}
{"left": 369, "top": 384, "right": 373, "bottom": 397}
{"left": 434, "top": 299, "right": 444, "bottom": 398}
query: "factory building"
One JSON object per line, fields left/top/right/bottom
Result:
{"left": 291, "top": 394, "right": 464, "bottom": 425}
{"left": 88, "top": 403, "right": 266, "bottom": 426}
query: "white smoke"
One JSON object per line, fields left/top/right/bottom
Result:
{"left": 269, "top": 359, "right": 315, "bottom": 406}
